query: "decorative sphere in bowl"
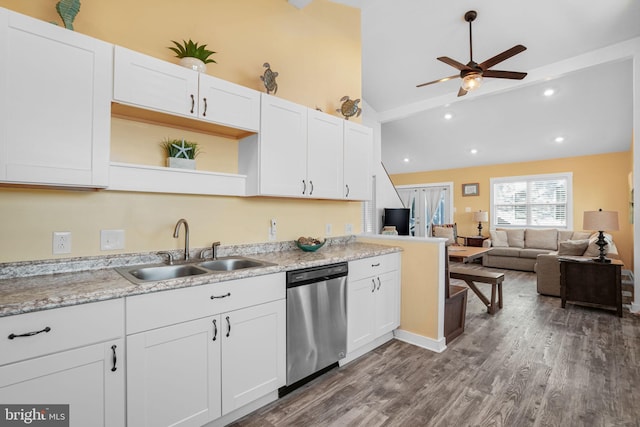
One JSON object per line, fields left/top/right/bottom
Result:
{"left": 296, "top": 237, "right": 326, "bottom": 252}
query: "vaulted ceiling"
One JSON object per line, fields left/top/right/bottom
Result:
{"left": 322, "top": 0, "right": 640, "bottom": 174}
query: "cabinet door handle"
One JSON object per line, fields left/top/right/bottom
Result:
{"left": 111, "top": 345, "right": 118, "bottom": 372}
{"left": 371, "top": 278, "right": 376, "bottom": 293}
{"left": 202, "top": 97, "right": 208, "bottom": 117}
{"left": 309, "top": 180, "right": 314, "bottom": 195}
{"left": 190, "top": 94, "right": 195, "bottom": 114}
{"left": 345, "top": 184, "right": 350, "bottom": 197}
{"left": 226, "top": 316, "right": 231, "bottom": 337}
{"left": 210, "top": 292, "right": 231, "bottom": 299}
{"left": 371, "top": 263, "right": 381, "bottom": 267}
{"left": 376, "top": 277, "right": 382, "bottom": 291}
{"left": 212, "top": 319, "right": 218, "bottom": 341}
{"left": 8, "top": 326, "right": 51, "bottom": 340}
{"left": 302, "top": 180, "right": 307, "bottom": 195}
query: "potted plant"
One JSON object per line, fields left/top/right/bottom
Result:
{"left": 168, "top": 39, "right": 217, "bottom": 72}
{"left": 162, "top": 138, "right": 201, "bottom": 170}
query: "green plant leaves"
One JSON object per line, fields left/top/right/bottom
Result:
{"left": 56, "top": 0, "right": 81, "bottom": 30}
{"left": 168, "top": 39, "right": 217, "bottom": 64}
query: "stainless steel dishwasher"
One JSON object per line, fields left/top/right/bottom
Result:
{"left": 280, "top": 262, "right": 348, "bottom": 396}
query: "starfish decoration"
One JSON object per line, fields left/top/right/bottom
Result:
{"left": 171, "top": 139, "right": 193, "bottom": 159}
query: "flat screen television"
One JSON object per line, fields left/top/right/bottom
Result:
{"left": 383, "top": 208, "right": 410, "bottom": 235}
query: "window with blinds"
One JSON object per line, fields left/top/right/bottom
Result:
{"left": 490, "top": 173, "right": 573, "bottom": 229}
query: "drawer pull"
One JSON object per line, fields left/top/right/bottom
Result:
{"left": 371, "top": 278, "right": 376, "bottom": 293}
{"left": 226, "top": 316, "right": 231, "bottom": 337}
{"left": 309, "top": 180, "right": 314, "bottom": 195}
{"left": 8, "top": 326, "right": 51, "bottom": 340}
{"left": 345, "top": 184, "right": 350, "bottom": 197}
{"left": 371, "top": 263, "right": 381, "bottom": 267}
{"left": 210, "top": 292, "right": 231, "bottom": 300}
{"left": 302, "top": 180, "right": 307, "bottom": 195}
{"left": 111, "top": 345, "right": 118, "bottom": 372}
{"left": 190, "top": 94, "right": 195, "bottom": 114}
{"left": 203, "top": 97, "right": 208, "bottom": 116}
{"left": 212, "top": 319, "right": 218, "bottom": 341}
{"left": 376, "top": 277, "right": 382, "bottom": 291}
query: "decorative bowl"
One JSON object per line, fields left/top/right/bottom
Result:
{"left": 295, "top": 239, "right": 326, "bottom": 252}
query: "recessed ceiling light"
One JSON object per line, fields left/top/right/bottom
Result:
{"left": 403, "top": 158, "right": 410, "bottom": 162}
{"left": 444, "top": 113, "right": 453, "bottom": 120}
{"left": 555, "top": 136, "right": 564, "bottom": 143}
{"left": 470, "top": 149, "right": 478, "bottom": 154}
{"left": 544, "top": 89, "right": 555, "bottom": 97}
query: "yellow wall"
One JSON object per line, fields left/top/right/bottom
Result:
{"left": 0, "top": 0, "right": 362, "bottom": 263}
{"left": 391, "top": 151, "right": 634, "bottom": 268}
{"left": 359, "top": 237, "right": 443, "bottom": 340}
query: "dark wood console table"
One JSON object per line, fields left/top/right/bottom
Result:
{"left": 560, "top": 257, "right": 623, "bottom": 317}
{"left": 462, "top": 236, "right": 488, "bottom": 247}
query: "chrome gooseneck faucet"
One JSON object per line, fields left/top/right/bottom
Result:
{"left": 173, "top": 218, "right": 190, "bottom": 261}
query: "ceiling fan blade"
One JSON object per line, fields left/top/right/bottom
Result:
{"left": 416, "top": 75, "right": 459, "bottom": 88}
{"left": 457, "top": 87, "right": 468, "bottom": 97}
{"left": 482, "top": 70, "right": 527, "bottom": 80}
{"left": 478, "top": 45, "right": 527, "bottom": 70}
{"left": 437, "top": 56, "right": 469, "bottom": 71}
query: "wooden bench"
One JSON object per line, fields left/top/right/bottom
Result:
{"left": 449, "top": 265, "right": 505, "bottom": 315}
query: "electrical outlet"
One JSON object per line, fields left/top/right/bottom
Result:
{"left": 52, "top": 231, "right": 71, "bottom": 254}
{"left": 269, "top": 218, "right": 277, "bottom": 241}
{"left": 325, "top": 223, "right": 332, "bottom": 236}
{"left": 101, "top": 229, "right": 125, "bottom": 250}
{"left": 345, "top": 223, "right": 353, "bottom": 234}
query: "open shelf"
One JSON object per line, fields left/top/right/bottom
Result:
{"left": 111, "top": 102, "right": 256, "bottom": 140}
{"left": 108, "top": 162, "right": 247, "bottom": 196}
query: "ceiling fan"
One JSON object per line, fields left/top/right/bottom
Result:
{"left": 416, "top": 10, "right": 527, "bottom": 97}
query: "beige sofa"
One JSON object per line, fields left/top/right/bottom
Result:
{"left": 482, "top": 228, "right": 618, "bottom": 297}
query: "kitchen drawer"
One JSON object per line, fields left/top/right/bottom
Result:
{"left": 348, "top": 253, "right": 400, "bottom": 281}
{"left": 126, "top": 272, "right": 285, "bottom": 334}
{"left": 0, "top": 298, "right": 124, "bottom": 366}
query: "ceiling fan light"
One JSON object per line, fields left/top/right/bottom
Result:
{"left": 461, "top": 73, "right": 483, "bottom": 91}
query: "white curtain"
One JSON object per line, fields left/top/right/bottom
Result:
{"left": 424, "top": 188, "right": 444, "bottom": 236}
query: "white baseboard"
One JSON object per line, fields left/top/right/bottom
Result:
{"left": 394, "top": 329, "right": 446, "bottom": 353}
{"left": 630, "top": 302, "right": 640, "bottom": 313}
{"left": 204, "top": 391, "right": 278, "bottom": 427}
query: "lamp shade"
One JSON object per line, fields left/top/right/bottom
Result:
{"left": 583, "top": 210, "right": 619, "bottom": 231}
{"left": 472, "top": 211, "right": 489, "bottom": 222}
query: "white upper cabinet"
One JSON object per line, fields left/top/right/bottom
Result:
{"left": 113, "top": 46, "right": 260, "bottom": 132}
{"left": 307, "top": 109, "right": 344, "bottom": 199}
{"left": 250, "top": 94, "right": 308, "bottom": 197}
{"left": 113, "top": 46, "right": 199, "bottom": 118}
{"left": 0, "top": 8, "right": 112, "bottom": 188}
{"left": 343, "top": 121, "right": 373, "bottom": 200}
{"left": 198, "top": 74, "right": 260, "bottom": 132}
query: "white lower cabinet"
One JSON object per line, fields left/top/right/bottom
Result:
{"left": 0, "top": 299, "right": 125, "bottom": 427}
{"left": 347, "top": 253, "right": 401, "bottom": 354}
{"left": 125, "top": 274, "right": 286, "bottom": 427}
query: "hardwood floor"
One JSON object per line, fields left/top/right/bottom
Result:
{"left": 230, "top": 268, "right": 640, "bottom": 427}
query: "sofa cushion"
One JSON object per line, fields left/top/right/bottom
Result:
{"left": 558, "top": 230, "right": 574, "bottom": 242}
{"left": 487, "top": 247, "right": 521, "bottom": 257}
{"left": 572, "top": 231, "right": 591, "bottom": 240}
{"left": 490, "top": 230, "right": 509, "bottom": 247}
{"left": 525, "top": 229, "right": 558, "bottom": 250}
{"left": 498, "top": 228, "right": 525, "bottom": 248}
{"left": 520, "top": 248, "right": 552, "bottom": 259}
{"left": 558, "top": 239, "right": 590, "bottom": 256}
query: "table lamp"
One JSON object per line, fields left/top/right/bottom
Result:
{"left": 583, "top": 209, "right": 619, "bottom": 263}
{"left": 472, "top": 210, "right": 489, "bottom": 236}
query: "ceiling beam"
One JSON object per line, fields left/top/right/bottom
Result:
{"left": 288, "top": 0, "right": 313, "bottom": 9}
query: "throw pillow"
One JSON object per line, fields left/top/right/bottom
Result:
{"left": 525, "top": 228, "right": 558, "bottom": 250}
{"left": 583, "top": 233, "right": 612, "bottom": 257}
{"left": 498, "top": 228, "right": 525, "bottom": 248}
{"left": 433, "top": 227, "right": 455, "bottom": 245}
{"left": 558, "top": 239, "right": 590, "bottom": 256}
{"left": 490, "top": 230, "right": 509, "bottom": 247}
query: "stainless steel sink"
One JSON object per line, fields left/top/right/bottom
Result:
{"left": 116, "top": 256, "right": 275, "bottom": 284}
{"left": 197, "top": 257, "right": 271, "bottom": 271}
{"left": 126, "top": 264, "right": 209, "bottom": 282}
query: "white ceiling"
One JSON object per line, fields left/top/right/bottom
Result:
{"left": 332, "top": 0, "right": 640, "bottom": 174}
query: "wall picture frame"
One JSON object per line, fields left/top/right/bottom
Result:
{"left": 462, "top": 183, "right": 479, "bottom": 197}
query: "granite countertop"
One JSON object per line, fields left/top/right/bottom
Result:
{"left": 0, "top": 238, "right": 401, "bottom": 318}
